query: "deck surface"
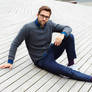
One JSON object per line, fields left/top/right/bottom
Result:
{"left": 0, "top": 0, "right": 92, "bottom": 92}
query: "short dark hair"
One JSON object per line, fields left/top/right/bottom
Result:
{"left": 38, "top": 6, "right": 52, "bottom": 15}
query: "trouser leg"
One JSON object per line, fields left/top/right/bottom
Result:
{"left": 65, "top": 34, "right": 77, "bottom": 61}
{"left": 51, "top": 34, "right": 77, "bottom": 65}
{"left": 35, "top": 49, "right": 92, "bottom": 82}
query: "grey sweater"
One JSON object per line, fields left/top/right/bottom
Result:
{"left": 8, "top": 19, "right": 72, "bottom": 64}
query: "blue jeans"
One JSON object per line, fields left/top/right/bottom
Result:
{"left": 35, "top": 34, "right": 92, "bottom": 82}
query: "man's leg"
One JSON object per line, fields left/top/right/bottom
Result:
{"left": 35, "top": 49, "right": 92, "bottom": 82}
{"left": 65, "top": 34, "right": 77, "bottom": 66}
{"left": 51, "top": 34, "right": 77, "bottom": 66}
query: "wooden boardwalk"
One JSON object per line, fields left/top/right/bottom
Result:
{"left": 0, "top": 0, "right": 92, "bottom": 92}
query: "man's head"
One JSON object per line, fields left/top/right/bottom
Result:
{"left": 37, "top": 6, "right": 52, "bottom": 27}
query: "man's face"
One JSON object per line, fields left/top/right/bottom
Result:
{"left": 37, "top": 10, "right": 50, "bottom": 27}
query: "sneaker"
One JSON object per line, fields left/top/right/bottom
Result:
{"left": 68, "top": 64, "right": 78, "bottom": 70}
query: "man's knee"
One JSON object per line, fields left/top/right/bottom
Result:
{"left": 67, "top": 34, "right": 75, "bottom": 41}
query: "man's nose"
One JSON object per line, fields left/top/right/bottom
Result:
{"left": 43, "top": 17, "right": 46, "bottom": 20}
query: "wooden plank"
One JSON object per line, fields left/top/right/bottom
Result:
{"left": 1, "top": 67, "right": 41, "bottom": 92}
{"left": 36, "top": 75, "right": 61, "bottom": 92}
{"left": 13, "top": 70, "right": 47, "bottom": 92}
{"left": 16, "top": 73, "right": 53, "bottom": 92}
{"left": 48, "top": 78, "right": 69, "bottom": 92}
{"left": 0, "top": 63, "right": 35, "bottom": 92}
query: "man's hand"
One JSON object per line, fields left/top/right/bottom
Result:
{"left": 54, "top": 34, "right": 65, "bottom": 46}
{"left": 0, "top": 63, "right": 13, "bottom": 69}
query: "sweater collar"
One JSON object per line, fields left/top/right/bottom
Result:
{"left": 35, "top": 18, "right": 40, "bottom": 27}
{"left": 35, "top": 18, "right": 46, "bottom": 28}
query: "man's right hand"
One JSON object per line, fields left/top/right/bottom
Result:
{"left": 0, "top": 63, "right": 13, "bottom": 69}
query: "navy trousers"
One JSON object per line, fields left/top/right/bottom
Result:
{"left": 35, "top": 34, "right": 92, "bottom": 82}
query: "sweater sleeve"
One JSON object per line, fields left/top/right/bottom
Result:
{"left": 51, "top": 21, "right": 72, "bottom": 37}
{"left": 8, "top": 24, "right": 27, "bottom": 64}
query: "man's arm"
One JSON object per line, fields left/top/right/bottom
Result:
{"left": 0, "top": 25, "right": 27, "bottom": 69}
{"left": 51, "top": 21, "right": 72, "bottom": 37}
{"left": 8, "top": 25, "right": 26, "bottom": 64}
{"left": 51, "top": 21, "right": 72, "bottom": 46}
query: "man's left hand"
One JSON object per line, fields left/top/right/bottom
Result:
{"left": 54, "top": 34, "right": 65, "bottom": 46}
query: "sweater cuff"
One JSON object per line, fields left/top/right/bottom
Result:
{"left": 61, "top": 32, "right": 67, "bottom": 37}
{"left": 8, "top": 59, "right": 13, "bottom": 64}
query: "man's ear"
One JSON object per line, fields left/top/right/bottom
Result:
{"left": 37, "top": 14, "right": 39, "bottom": 17}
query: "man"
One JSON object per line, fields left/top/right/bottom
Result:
{"left": 0, "top": 6, "right": 92, "bottom": 82}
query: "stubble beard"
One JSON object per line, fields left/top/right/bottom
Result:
{"left": 40, "top": 21, "right": 46, "bottom": 27}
